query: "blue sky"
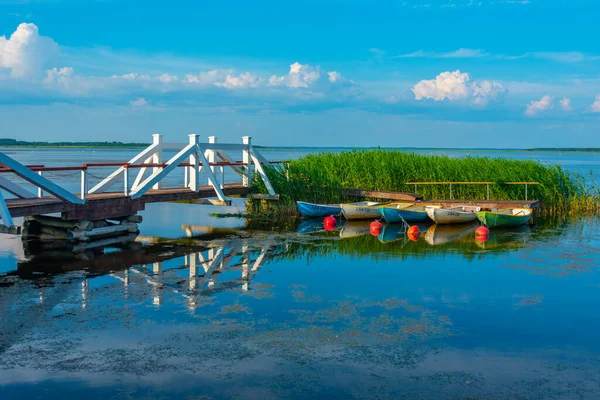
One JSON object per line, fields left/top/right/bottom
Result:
{"left": 0, "top": 0, "right": 599, "bottom": 147}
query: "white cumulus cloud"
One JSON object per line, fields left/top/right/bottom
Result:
{"left": 525, "top": 95, "right": 553, "bottom": 116}
{"left": 591, "top": 95, "right": 600, "bottom": 113}
{"left": 268, "top": 62, "right": 348, "bottom": 89}
{"left": 130, "top": 97, "right": 147, "bottom": 107}
{"left": 412, "top": 70, "right": 505, "bottom": 105}
{"left": 215, "top": 72, "right": 262, "bottom": 89}
{"left": 0, "top": 23, "right": 58, "bottom": 78}
{"left": 559, "top": 97, "right": 572, "bottom": 112}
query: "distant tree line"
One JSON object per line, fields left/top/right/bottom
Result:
{"left": 0, "top": 138, "right": 147, "bottom": 148}
{"left": 525, "top": 148, "right": 600, "bottom": 152}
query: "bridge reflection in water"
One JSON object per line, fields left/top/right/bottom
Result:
{"left": 7, "top": 232, "right": 275, "bottom": 316}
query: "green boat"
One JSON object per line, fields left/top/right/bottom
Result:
{"left": 476, "top": 208, "right": 533, "bottom": 228}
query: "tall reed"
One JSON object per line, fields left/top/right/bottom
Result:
{"left": 258, "top": 150, "right": 598, "bottom": 217}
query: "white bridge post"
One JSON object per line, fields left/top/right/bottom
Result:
{"left": 188, "top": 134, "right": 199, "bottom": 192}
{"left": 37, "top": 171, "right": 44, "bottom": 198}
{"left": 207, "top": 136, "right": 217, "bottom": 187}
{"left": 242, "top": 136, "right": 252, "bottom": 188}
{"left": 152, "top": 134, "right": 163, "bottom": 190}
{"left": 80, "top": 167, "right": 88, "bottom": 201}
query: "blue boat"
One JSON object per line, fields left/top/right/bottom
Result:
{"left": 296, "top": 201, "right": 342, "bottom": 218}
{"left": 379, "top": 205, "right": 438, "bottom": 223}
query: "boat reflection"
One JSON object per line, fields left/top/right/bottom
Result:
{"left": 297, "top": 218, "right": 329, "bottom": 234}
{"left": 378, "top": 224, "right": 405, "bottom": 243}
{"left": 475, "top": 225, "right": 533, "bottom": 250}
{"left": 339, "top": 220, "right": 372, "bottom": 239}
{"left": 424, "top": 222, "right": 479, "bottom": 246}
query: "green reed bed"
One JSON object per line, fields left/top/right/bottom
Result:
{"left": 259, "top": 149, "right": 598, "bottom": 217}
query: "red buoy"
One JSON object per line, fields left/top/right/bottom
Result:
{"left": 370, "top": 220, "right": 383, "bottom": 236}
{"left": 475, "top": 226, "right": 490, "bottom": 237}
{"left": 475, "top": 234, "right": 489, "bottom": 244}
{"left": 324, "top": 216, "right": 337, "bottom": 230}
{"left": 407, "top": 225, "right": 420, "bottom": 241}
{"left": 407, "top": 225, "right": 420, "bottom": 236}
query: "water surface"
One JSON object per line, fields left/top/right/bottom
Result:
{"left": 0, "top": 204, "right": 599, "bottom": 399}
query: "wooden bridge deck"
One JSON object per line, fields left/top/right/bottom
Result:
{"left": 6, "top": 183, "right": 247, "bottom": 220}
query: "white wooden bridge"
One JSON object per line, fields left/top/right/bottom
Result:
{"left": 0, "top": 135, "right": 280, "bottom": 229}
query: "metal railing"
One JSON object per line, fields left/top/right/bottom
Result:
{"left": 405, "top": 181, "right": 540, "bottom": 200}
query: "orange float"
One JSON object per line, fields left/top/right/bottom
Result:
{"left": 370, "top": 220, "right": 383, "bottom": 236}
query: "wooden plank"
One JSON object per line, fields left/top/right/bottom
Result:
{"left": 342, "top": 189, "right": 423, "bottom": 201}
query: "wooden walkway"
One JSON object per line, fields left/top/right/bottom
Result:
{"left": 346, "top": 188, "right": 539, "bottom": 210}
{"left": 6, "top": 183, "right": 247, "bottom": 221}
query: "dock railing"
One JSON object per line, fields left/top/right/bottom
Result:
{"left": 405, "top": 181, "right": 540, "bottom": 200}
{"left": 0, "top": 135, "right": 285, "bottom": 228}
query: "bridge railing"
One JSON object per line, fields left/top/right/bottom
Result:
{"left": 89, "top": 134, "right": 277, "bottom": 202}
{"left": 0, "top": 135, "right": 281, "bottom": 228}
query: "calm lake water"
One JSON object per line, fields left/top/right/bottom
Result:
{"left": 0, "top": 147, "right": 600, "bottom": 399}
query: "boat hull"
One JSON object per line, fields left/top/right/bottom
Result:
{"left": 426, "top": 206, "right": 480, "bottom": 224}
{"left": 379, "top": 206, "right": 431, "bottom": 223}
{"left": 476, "top": 210, "right": 532, "bottom": 228}
{"left": 341, "top": 202, "right": 381, "bottom": 220}
{"left": 297, "top": 201, "right": 341, "bottom": 218}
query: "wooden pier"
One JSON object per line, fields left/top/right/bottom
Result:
{"left": 0, "top": 134, "right": 278, "bottom": 245}
{"left": 5, "top": 184, "right": 247, "bottom": 221}
{"left": 347, "top": 184, "right": 539, "bottom": 210}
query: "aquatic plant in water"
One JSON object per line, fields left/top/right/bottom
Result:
{"left": 254, "top": 150, "right": 598, "bottom": 218}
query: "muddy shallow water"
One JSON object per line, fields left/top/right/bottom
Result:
{"left": 1, "top": 204, "right": 600, "bottom": 399}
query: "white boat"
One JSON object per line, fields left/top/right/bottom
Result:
{"left": 340, "top": 202, "right": 382, "bottom": 220}
{"left": 426, "top": 205, "right": 481, "bottom": 224}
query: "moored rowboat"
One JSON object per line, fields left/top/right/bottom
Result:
{"left": 296, "top": 201, "right": 342, "bottom": 218}
{"left": 426, "top": 205, "right": 481, "bottom": 224}
{"left": 340, "top": 202, "right": 382, "bottom": 220}
{"left": 379, "top": 205, "right": 439, "bottom": 223}
{"left": 476, "top": 208, "right": 532, "bottom": 228}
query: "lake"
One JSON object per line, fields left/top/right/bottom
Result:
{"left": 0, "top": 147, "right": 599, "bottom": 399}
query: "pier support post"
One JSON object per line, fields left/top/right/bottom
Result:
{"left": 152, "top": 134, "right": 163, "bottom": 190}
{"left": 188, "top": 134, "right": 199, "bottom": 192}
{"left": 242, "top": 136, "right": 253, "bottom": 188}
